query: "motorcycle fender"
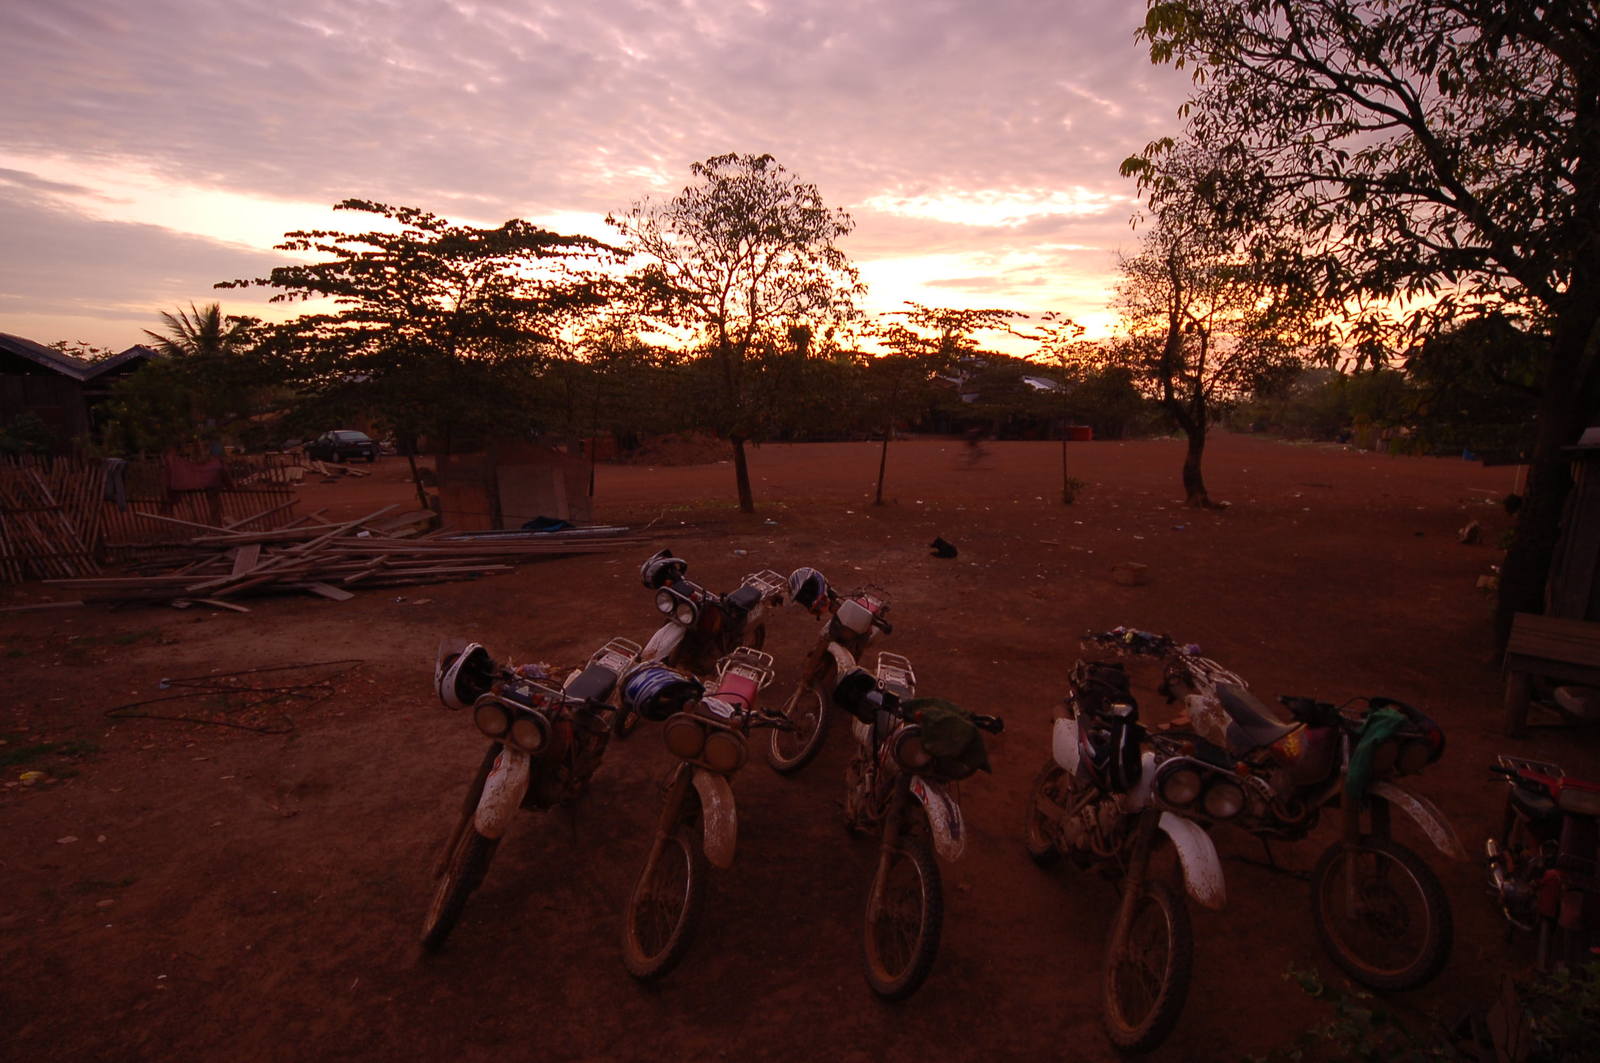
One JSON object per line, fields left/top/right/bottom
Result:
{"left": 473, "top": 747, "right": 531, "bottom": 839}
{"left": 1368, "top": 780, "right": 1468, "bottom": 861}
{"left": 642, "top": 622, "right": 685, "bottom": 663}
{"left": 1051, "top": 716, "right": 1080, "bottom": 774}
{"left": 692, "top": 769, "right": 738, "bottom": 870}
{"left": 1157, "top": 811, "right": 1227, "bottom": 911}
{"left": 823, "top": 642, "right": 858, "bottom": 683}
{"left": 1123, "top": 751, "right": 1157, "bottom": 812}
{"left": 910, "top": 777, "right": 965, "bottom": 862}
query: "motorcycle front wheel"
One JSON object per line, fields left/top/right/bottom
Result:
{"left": 621, "top": 799, "right": 708, "bottom": 980}
{"left": 767, "top": 680, "right": 830, "bottom": 774}
{"left": 1311, "top": 835, "right": 1452, "bottom": 991}
{"left": 862, "top": 810, "right": 943, "bottom": 1000}
{"left": 420, "top": 827, "right": 499, "bottom": 952}
{"left": 1102, "top": 879, "right": 1193, "bottom": 1053}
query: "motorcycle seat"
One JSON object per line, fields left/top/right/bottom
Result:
{"left": 725, "top": 585, "right": 763, "bottom": 614}
{"left": 715, "top": 670, "right": 760, "bottom": 712}
{"left": 564, "top": 663, "right": 619, "bottom": 705}
{"left": 1217, "top": 682, "right": 1299, "bottom": 752}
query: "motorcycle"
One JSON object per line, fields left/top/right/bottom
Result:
{"left": 766, "top": 567, "right": 894, "bottom": 773}
{"left": 421, "top": 634, "right": 643, "bottom": 951}
{"left": 1085, "top": 627, "right": 1464, "bottom": 992}
{"left": 619, "top": 646, "right": 794, "bottom": 980}
{"left": 1488, "top": 754, "right": 1600, "bottom": 969}
{"left": 618, "top": 549, "right": 786, "bottom": 736}
{"left": 1023, "top": 639, "right": 1227, "bottom": 1052}
{"left": 830, "top": 653, "right": 1003, "bottom": 999}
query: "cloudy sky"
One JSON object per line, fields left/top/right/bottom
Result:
{"left": 0, "top": 0, "right": 1193, "bottom": 352}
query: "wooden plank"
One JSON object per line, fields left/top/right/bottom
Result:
{"left": 230, "top": 543, "right": 263, "bottom": 576}
{"left": 296, "top": 582, "right": 355, "bottom": 601}
{"left": 1505, "top": 612, "right": 1600, "bottom": 668}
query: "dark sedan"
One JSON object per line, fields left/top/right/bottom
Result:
{"left": 306, "top": 430, "right": 379, "bottom": 463}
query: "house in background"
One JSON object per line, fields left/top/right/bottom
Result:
{"left": 0, "top": 332, "right": 160, "bottom": 451}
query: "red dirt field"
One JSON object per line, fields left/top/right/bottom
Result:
{"left": 2, "top": 433, "right": 1591, "bottom": 1063}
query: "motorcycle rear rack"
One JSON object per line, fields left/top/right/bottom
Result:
{"left": 1497, "top": 753, "right": 1563, "bottom": 779}
{"left": 740, "top": 569, "right": 788, "bottom": 599}
{"left": 716, "top": 645, "right": 776, "bottom": 689}
{"left": 587, "top": 636, "right": 643, "bottom": 674}
{"left": 875, "top": 651, "right": 916, "bottom": 697}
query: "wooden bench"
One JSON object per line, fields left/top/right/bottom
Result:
{"left": 1503, "top": 612, "right": 1600, "bottom": 736}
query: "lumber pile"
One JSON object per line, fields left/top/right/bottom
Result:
{"left": 41, "top": 504, "right": 648, "bottom": 610}
{"left": 0, "top": 459, "right": 107, "bottom": 581}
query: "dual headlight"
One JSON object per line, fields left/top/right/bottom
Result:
{"left": 663, "top": 707, "right": 747, "bottom": 773}
{"left": 472, "top": 693, "right": 551, "bottom": 754}
{"left": 1156, "top": 761, "right": 1247, "bottom": 820}
{"left": 655, "top": 587, "right": 699, "bottom": 626}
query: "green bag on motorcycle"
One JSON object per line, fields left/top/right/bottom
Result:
{"left": 903, "top": 697, "right": 991, "bottom": 776}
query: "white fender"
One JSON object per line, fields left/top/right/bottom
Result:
{"left": 823, "top": 642, "right": 859, "bottom": 684}
{"left": 1051, "top": 716, "right": 1080, "bottom": 774}
{"left": 692, "top": 768, "right": 738, "bottom": 869}
{"left": 642, "top": 622, "right": 685, "bottom": 663}
{"left": 1124, "top": 750, "right": 1158, "bottom": 811}
{"left": 1157, "top": 811, "right": 1227, "bottom": 911}
{"left": 473, "top": 747, "right": 530, "bottom": 839}
{"left": 909, "top": 777, "right": 966, "bottom": 862}
{"left": 1368, "top": 780, "right": 1468, "bottom": 861}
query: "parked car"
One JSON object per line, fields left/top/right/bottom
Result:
{"left": 306, "top": 430, "right": 379, "bottom": 463}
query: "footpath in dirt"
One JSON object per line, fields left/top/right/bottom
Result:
{"left": 1, "top": 434, "right": 1588, "bottom": 1062}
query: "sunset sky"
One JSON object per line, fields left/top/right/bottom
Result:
{"left": 0, "top": 0, "right": 1193, "bottom": 352}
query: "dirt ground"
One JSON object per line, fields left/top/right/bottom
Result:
{"left": 3, "top": 433, "right": 1593, "bottom": 1063}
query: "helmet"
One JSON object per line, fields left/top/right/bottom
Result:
{"left": 621, "top": 665, "right": 704, "bottom": 722}
{"left": 640, "top": 548, "right": 688, "bottom": 589}
{"left": 435, "top": 639, "right": 497, "bottom": 710}
{"left": 787, "top": 566, "right": 829, "bottom": 611}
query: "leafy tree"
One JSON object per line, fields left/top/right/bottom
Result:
{"left": 869, "top": 304, "right": 1023, "bottom": 504}
{"left": 222, "top": 199, "right": 617, "bottom": 501}
{"left": 609, "top": 153, "right": 863, "bottom": 513}
{"left": 1131, "top": 0, "right": 1600, "bottom": 638}
{"left": 1113, "top": 197, "right": 1314, "bottom": 506}
{"left": 1404, "top": 313, "right": 1543, "bottom": 457}
{"left": 47, "top": 340, "right": 115, "bottom": 362}
{"left": 143, "top": 302, "right": 253, "bottom": 359}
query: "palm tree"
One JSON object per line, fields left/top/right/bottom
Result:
{"left": 143, "top": 302, "right": 252, "bottom": 358}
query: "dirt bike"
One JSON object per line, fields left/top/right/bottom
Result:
{"left": 1488, "top": 754, "right": 1600, "bottom": 970}
{"left": 1023, "top": 639, "right": 1227, "bottom": 1052}
{"left": 766, "top": 566, "right": 893, "bottom": 774}
{"left": 617, "top": 549, "right": 786, "bottom": 738}
{"left": 1087, "top": 626, "right": 1464, "bottom": 992}
{"left": 421, "top": 635, "right": 642, "bottom": 951}
{"left": 619, "top": 646, "right": 794, "bottom": 980}
{"left": 830, "top": 653, "right": 1003, "bottom": 999}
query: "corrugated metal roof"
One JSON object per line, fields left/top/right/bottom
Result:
{"left": 0, "top": 331, "right": 94, "bottom": 380}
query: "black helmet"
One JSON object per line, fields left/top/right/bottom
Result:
{"left": 435, "top": 638, "right": 498, "bottom": 710}
{"left": 787, "top": 566, "right": 830, "bottom": 611}
{"left": 640, "top": 548, "right": 688, "bottom": 589}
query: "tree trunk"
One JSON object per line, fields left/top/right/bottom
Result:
{"left": 405, "top": 450, "right": 430, "bottom": 512}
{"left": 731, "top": 435, "right": 755, "bottom": 513}
{"left": 1182, "top": 425, "right": 1211, "bottom": 507}
{"left": 1494, "top": 296, "right": 1600, "bottom": 649}
{"left": 874, "top": 424, "right": 892, "bottom": 506}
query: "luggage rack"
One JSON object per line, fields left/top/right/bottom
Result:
{"left": 875, "top": 652, "right": 916, "bottom": 697}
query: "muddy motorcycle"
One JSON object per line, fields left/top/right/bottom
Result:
{"left": 617, "top": 549, "right": 786, "bottom": 737}
{"left": 1023, "top": 641, "right": 1227, "bottom": 1052}
{"left": 1488, "top": 754, "right": 1600, "bottom": 970}
{"left": 766, "top": 567, "right": 893, "bottom": 774}
{"left": 1092, "top": 627, "right": 1464, "bottom": 992}
{"left": 830, "top": 653, "right": 1003, "bottom": 999}
{"left": 619, "top": 646, "right": 794, "bottom": 980}
{"left": 421, "top": 635, "right": 642, "bottom": 951}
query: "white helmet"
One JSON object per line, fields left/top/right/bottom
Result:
{"left": 640, "top": 548, "right": 688, "bottom": 589}
{"left": 434, "top": 638, "right": 497, "bottom": 710}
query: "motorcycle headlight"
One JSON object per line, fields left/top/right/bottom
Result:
{"left": 1557, "top": 786, "right": 1600, "bottom": 817}
{"left": 473, "top": 697, "right": 510, "bottom": 739}
{"left": 655, "top": 589, "right": 677, "bottom": 615}
{"left": 891, "top": 729, "right": 933, "bottom": 772}
{"left": 1158, "top": 766, "right": 1202, "bottom": 807}
{"left": 675, "top": 600, "right": 698, "bottom": 625}
{"left": 508, "top": 711, "right": 548, "bottom": 754}
{"left": 1202, "top": 779, "right": 1246, "bottom": 819}
{"left": 702, "top": 730, "right": 746, "bottom": 774}
{"left": 664, "top": 715, "right": 706, "bottom": 760}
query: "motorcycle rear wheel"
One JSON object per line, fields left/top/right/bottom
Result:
{"left": 767, "top": 680, "right": 830, "bottom": 774}
{"left": 1102, "top": 878, "right": 1193, "bottom": 1053}
{"left": 420, "top": 827, "right": 499, "bottom": 952}
{"left": 621, "top": 801, "right": 708, "bottom": 981}
{"left": 1311, "top": 835, "right": 1451, "bottom": 991}
{"left": 862, "top": 810, "right": 943, "bottom": 1000}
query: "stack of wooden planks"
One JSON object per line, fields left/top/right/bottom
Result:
{"left": 0, "top": 459, "right": 107, "bottom": 581}
{"left": 40, "top": 504, "right": 648, "bottom": 611}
